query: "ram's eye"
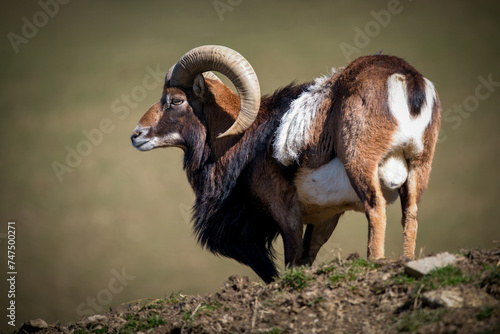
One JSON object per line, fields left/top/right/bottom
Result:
{"left": 171, "top": 98, "right": 183, "bottom": 105}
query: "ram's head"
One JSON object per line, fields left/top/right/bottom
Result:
{"left": 131, "top": 45, "right": 261, "bottom": 151}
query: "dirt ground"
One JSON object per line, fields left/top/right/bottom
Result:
{"left": 18, "top": 248, "right": 500, "bottom": 333}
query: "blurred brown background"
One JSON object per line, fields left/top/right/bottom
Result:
{"left": 1, "top": 0, "right": 499, "bottom": 329}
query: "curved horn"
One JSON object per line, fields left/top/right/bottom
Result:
{"left": 166, "top": 65, "right": 223, "bottom": 85}
{"left": 202, "top": 71, "right": 223, "bottom": 83}
{"left": 165, "top": 65, "right": 175, "bottom": 84}
{"left": 170, "top": 45, "right": 261, "bottom": 138}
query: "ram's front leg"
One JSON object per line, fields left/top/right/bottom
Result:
{"left": 270, "top": 200, "right": 303, "bottom": 267}
{"left": 300, "top": 213, "right": 342, "bottom": 265}
{"left": 252, "top": 162, "right": 303, "bottom": 267}
{"left": 260, "top": 187, "right": 303, "bottom": 267}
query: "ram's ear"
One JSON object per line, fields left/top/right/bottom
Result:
{"left": 193, "top": 74, "right": 207, "bottom": 100}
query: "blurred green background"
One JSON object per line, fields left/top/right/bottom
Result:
{"left": 1, "top": 0, "right": 499, "bottom": 329}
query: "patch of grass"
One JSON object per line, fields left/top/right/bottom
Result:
{"left": 143, "top": 299, "right": 166, "bottom": 310}
{"left": 119, "top": 313, "right": 166, "bottom": 333}
{"left": 142, "top": 292, "right": 186, "bottom": 311}
{"left": 351, "top": 258, "right": 380, "bottom": 270}
{"left": 182, "top": 309, "right": 193, "bottom": 322}
{"left": 329, "top": 271, "right": 353, "bottom": 284}
{"left": 395, "top": 309, "right": 447, "bottom": 332}
{"left": 328, "top": 257, "right": 379, "bottom": 286}
{"left": 167, "top": 291, "right": 187, "bottom": 304}
{"left": 307, "top": 297, "right": 325, "bottom": 306}
{"left": 420, "top": 265, "right": 474, "bottom": 292}
{"left": 145, "top": 315, "right": 167, "bottom": 328}
{"left": 390, "top": 265, "right": 476, "bottom": 301}
{"left": 182, "top": 299, "right": 222, "bottom": 322}
{"left": 281, "top": 266, "right": 311, "bottom": 290}
{"left": 393, "top": 273, "right": 416, "bottom": 286}
{"left": 199, "top": 299, "right": 222, "bottom": 316}
{"left": 92, "top": 327, "right": 108, "bottom": 334}
{"left": 315, "top": 263, "right": 336, "bottom": 275}
{"left": 393, "top": 265, "right": 474, "bottom": 298}
{"left": 393, "top": 265, "right": 474, "bottom": 292}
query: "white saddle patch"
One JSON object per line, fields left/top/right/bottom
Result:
{"left": 273, "top": 73, "right": 332, "bottom": 166}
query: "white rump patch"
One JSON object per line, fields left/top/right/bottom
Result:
{"left": 273, "top": 74, "right": 331, "bottom": 166}
{"left": 387, "top": 74, "right": 436, "bottom": 156}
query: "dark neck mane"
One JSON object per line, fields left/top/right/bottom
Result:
{"left": 179, "top": 83, "right": 308, "bottom": 282}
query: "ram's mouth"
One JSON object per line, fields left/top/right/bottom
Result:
{"left": 132, "top": 139, "right": 147, "bottom": 147}
{"left": 131, "top": 126, "right": 155, "bottom": 151}
{"left": 131, "top": 126, "right": 187, "bottom": 151}
{"left": 131, "top": 137, "right": 155, "bottom": 151}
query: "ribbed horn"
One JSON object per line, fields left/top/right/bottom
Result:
{"left": 170, "top": 45, "right": 261, "bottom": 138}
{"left": 165, "top": 65, "right": 222, "bottom": 85}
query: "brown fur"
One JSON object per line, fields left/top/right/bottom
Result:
{"left": 132, "top": 53, "right": 441, "bottom": 282}
{"left": 289, "top": 56, "right": 441, "bottom": 262}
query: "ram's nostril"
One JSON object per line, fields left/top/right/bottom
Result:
{"left": 131, "top": 130, "right": 142, "bottom": 141}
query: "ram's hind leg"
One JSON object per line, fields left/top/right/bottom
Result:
{"left": 361, "top": 176, "right": 387, "bottom": 260}
{"left": 300, "top": 214, "right": 342, "bottom": 265}
{"left": 343, "top": 160, "right": 388, "bottom": 260}
{"left": 399, "top": 170, "right": 419, "bottom": 259}
{"left": 334, "top": 93, "right": 394, "bottom": 260}
{"left": 399, "top": 155, "right": 433, "bottom": 259}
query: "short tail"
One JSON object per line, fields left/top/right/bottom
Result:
{"left": 403, "top": 70, "right": 427, "bottom": 117}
